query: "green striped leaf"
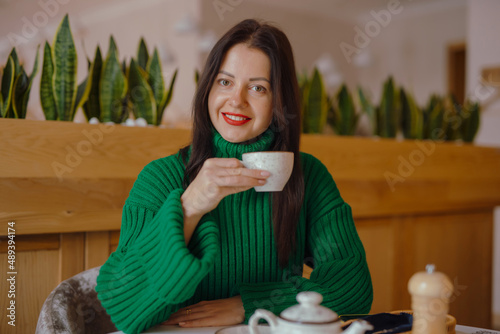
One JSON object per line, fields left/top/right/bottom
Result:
{"left": 428, "top": 100, "right": 445, "bottom": 140}
{"left": 400, "top": 88, "right": 423, "bottom": 139}
{"left": 305, "top": 68, "right": 327, "bottom": 133}
{"left": 100, "top": 48, "right": 127, "bottom": 123}
{"left": 358, "top": 87, "right": 376, "bottom": 135}
{"left": 40, "top": 41, "right": 57, "bottom": 120}
{"left": 147, "top": 48, "right": 165, "bottom": 111}
{"left": 11, "top": 70, "right": 28, "bottom": 118}
{"left": 72, "top": 77, "right": 89, "bottom": 117}
{"left": 52, "top": 14, "right": 78, "bottom": 121}
{"left": 137, "top": 38, "right": 149, "bottom": 71}
{"left": 8, "top": 49, "right": 21, "bottom": 76}
{"left": 128, "top": 58, "right": 156, "bottom": 124}
{"left": 1, "top": 56, "right": 15, "bottom": 116}
{"left": 460, "top": 101, "right": 480, "bottom": 143}
{"left": 194, "top": 68, "right": 200, "bottom": 86}
{"left": 336, "top": 84, "right": 357, "bottom": 135}
{"left": 83, "top": 46, "right": 102, "bottom": 121}
{"left": 13, "top": 45, "right": 40, "bottom": 119}
{"left": 158, "top": 68, "right": 178, "bottom": 125}
{"left": 378, "top": 77, "right": 398, "bottom": 138}
{"left": 108, "top": 36, "right": 118, "bottom": 56}
{"left": 12, "top": 71, "right": 28, "bottom": 118}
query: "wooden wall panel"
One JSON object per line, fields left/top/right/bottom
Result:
{"left": 410, "top": 210, "right": 492, "bottom": 328}
{"left": 85, "top": 231, "right": 111, "bottom": 269}
{"left": 356, "top": 218, "right": 396, "bottom": 314}
{"left": 110, "top": 231, "right": 120, "bottom": 254}
{"left": 60, "top": 233, "right": 85, "bottom": 281}
{"left": 0, "top": 249, "right": 59, "bottom": 334}
{"left": 355, "top": 210, "right": 493, "bottom": 328}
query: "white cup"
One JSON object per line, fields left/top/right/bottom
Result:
{"left": 241, "top": 151, "right": 294, "bottom": 192}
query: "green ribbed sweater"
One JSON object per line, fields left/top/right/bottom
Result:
{"left": 96, "top": 129, "right": 373, "bottom": 334}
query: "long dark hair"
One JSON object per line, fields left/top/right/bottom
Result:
{"left": 180, "top": 19, "right": 304, "bottom": 267}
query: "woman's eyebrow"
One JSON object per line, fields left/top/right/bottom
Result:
{"left": 218, "top": 70, "right": 270, "bottom": 84}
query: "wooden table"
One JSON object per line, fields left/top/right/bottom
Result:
{"left": 109, "top": 324, "right": 500, "bottom": 334}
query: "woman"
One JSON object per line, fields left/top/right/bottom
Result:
{"left": 96, "top": 19, "right": 372, "bottom": 334}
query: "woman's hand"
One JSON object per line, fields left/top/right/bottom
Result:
{"left": 162, "top": 295, "right": 245, "bottom": 327}
{"left": 181, "top": 158, "right": 270, "bottom": 243}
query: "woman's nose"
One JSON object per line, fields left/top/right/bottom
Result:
{"left": 229, "top": 86, "right": 248, "bottom": 108}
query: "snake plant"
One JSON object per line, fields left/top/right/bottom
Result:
{"left": 423, "top": 94, "right": 445, "bottom": 140}
{"left": 128, "top": 40, "right": 178, "bottom": 125}
{"left": 301, "top": 67, "right": 328, "bottom": 133}
{"left": 82, "top": 46, "right": 103, "bottom": 121}
{"left": 358, "top": 86, "right": 377, "bottom": 136}
{"left": 128, "top": 58, "right": 156, "bottom": 124}
{"left": 40, "top": 14, "right": 88, "bottom": 121}
{"left": 378, "top": 76, "right": 399, "bottom": 138}
{"left": 459, "top": 100, "right": 480, "bottom": 142}
{"left": 443, "top": 95, "right": 462, "bottom": 141}
{"left": 328, "top": 84, "right": 359, "bottom": 135}
{"left": 137, "top": 38, "right": 149, "bottom": 71}
{"left": 400, "top": 88, "right": 423, "bottom": 139}
{"left": 99, "top": 36, "right": 128, "bottom": 123}
{"left": 1, "top": 47, "right": 39, "bottom": 119}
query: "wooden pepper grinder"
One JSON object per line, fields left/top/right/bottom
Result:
{"left": 408, "top": 264, "right": 453, "bottom": 334}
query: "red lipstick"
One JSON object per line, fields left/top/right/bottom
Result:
{"left": 222, "top": 112, "right": 251, "bottom": 126}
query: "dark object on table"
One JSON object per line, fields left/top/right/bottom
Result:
{"left": 342, "top": 312, "right": 413, "bottom": 334}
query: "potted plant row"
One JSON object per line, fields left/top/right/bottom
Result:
{"left": 299, "top": 69, "right": 480, "bottom": 143}
{"left": 0, "top": 14, "right": 178, "bottom": 126}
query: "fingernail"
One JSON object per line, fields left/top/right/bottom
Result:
{"left": 179, "top": 322, "right": 186, "bottom": 326}
{"left": 259, "top": 180, "right": 266, "bottom": 184}
{"left": 261, "top": 171, "right": 271, "bottom": 176}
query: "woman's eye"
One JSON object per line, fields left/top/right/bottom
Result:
{"left": 219, "top": 79, "right": 230, "bottom": 86}
{"left": 252, "top": 86, "right": 266, "bottom": 93}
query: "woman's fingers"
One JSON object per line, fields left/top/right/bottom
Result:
{"left": 162, "top": 303, "right": 207, "bottom": 325}
{"left": 182, "top": 158, "right": 271, "bottom": 218}
{"left": 162, "top": 296, "right": 244, "bottom": 327}
{"left": 205, "top": 157, "right": 242, "bottom": 168}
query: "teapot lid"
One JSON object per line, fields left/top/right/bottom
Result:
{"left": 280, "top": 292, "right": 339, "bottom": 324}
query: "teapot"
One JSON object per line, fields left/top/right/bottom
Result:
{"left": 248, "top": 291, "right": 373, "bottom": 334}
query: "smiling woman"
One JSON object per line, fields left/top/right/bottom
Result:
{"left": 208, "top": 44, "right": 273, "bottom": 143}
{"left": 95, "top": 19, "right": 373, "bottom": 334}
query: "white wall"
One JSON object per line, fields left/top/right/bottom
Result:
{"left": 351, "top": 2, "right": 466, "bottom": 106}
{"left": 466, "top": 0, "right": 500, "bottom": 328}
{"left": 200, "top": 0, "right": 355, "bottom": 90}
{"left": 0, "top": 0, "right": 202, "bottom": 126}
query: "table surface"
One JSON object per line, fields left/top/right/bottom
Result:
{"left": 109, "top": 324, "right": 500, "bottom": 334}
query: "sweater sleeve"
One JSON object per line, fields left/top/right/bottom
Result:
{"left": 95, "top": 158, "right": 220, "bottom": 334}
{"left": 234, "top": 153, "right": 373, "bottom": 321}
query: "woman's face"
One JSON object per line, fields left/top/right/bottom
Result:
{"left": 208, "top": 43, "right": 273, "bottom": 143}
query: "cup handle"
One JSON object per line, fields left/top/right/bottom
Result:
{"left": 248, "top": 309, "right": 278, "bottom": 334}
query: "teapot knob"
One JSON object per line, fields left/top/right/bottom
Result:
{"left": 297, "top": 291, "right": 323, "bottom": 306}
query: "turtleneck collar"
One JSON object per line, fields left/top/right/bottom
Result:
{"left": 212, "top": 128, "right": 275, "bottom": 159}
